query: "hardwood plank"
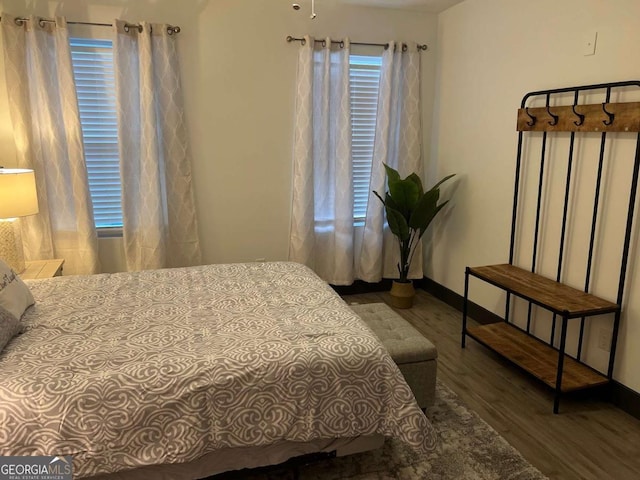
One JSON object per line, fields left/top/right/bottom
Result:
{"left": 517, "top": 102, "right": 640, "bottom": 132}
{"left": 466, "top": 322, "right": 608, "bottom": 392}
{"left": 342, "top": 290, "right": 640, "bottom": 480}
{"left": 469, "top": 264, "right": 619, "bottom": 317}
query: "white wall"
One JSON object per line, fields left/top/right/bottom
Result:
{"left": 0, "top": 0, "right": 438, "bottom": 272}
{"left": 431, "top": 0, "right": 640, "bottom": 392}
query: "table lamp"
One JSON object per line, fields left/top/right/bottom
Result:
{"left": 0, "top": 168, "right": 39, "bottom": 273}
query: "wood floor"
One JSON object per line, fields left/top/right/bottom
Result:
{"left": 342, "top": 290, "right": 640, "bottom": 480}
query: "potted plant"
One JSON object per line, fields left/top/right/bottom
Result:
{"left": 373, "top": 164, "right": 455, "bottom": 309}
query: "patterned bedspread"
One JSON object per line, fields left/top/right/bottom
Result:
{"left": 0, "top": 262, "right": 437, "bottom": 477}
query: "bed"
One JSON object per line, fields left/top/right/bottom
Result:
{"left": 0, "top": 261, "right": 437, "bottom": 479}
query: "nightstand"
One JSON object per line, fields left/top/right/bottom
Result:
{"left": 20, "top": 259, "right": 65, "bottom": 279}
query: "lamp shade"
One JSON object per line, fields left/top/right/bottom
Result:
{"left": 0, "top": 169, "right": 39, "bottom": 219}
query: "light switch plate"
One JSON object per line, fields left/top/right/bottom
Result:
{"left": 583, "top": 31, "right": 598, "bottom": 56}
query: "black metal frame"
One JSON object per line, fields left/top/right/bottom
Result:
{"left": 461, "top": 81, "right": 640, "bottom": 413}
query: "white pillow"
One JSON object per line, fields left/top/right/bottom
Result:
{"left": 0, "top": 258, "right": 35, "bottom": 319}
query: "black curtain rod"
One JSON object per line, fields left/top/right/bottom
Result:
{"left": 0, "top": 16, "right": 181, "bottom": 34}
{"left": 286, "top": 35, "right": 428, "bottom": 51}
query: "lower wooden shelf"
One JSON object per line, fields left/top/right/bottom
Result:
{"left": 466, "top": 322, "right": 609, "bottom": 392}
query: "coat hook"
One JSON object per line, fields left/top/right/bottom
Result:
{"left": 602, "top": 103, "right": 615, "bottom": 126}
{"left": 572, "top": 105, "right": 585, "bottom": 126}
{"left": 525, "top": 107, "right": 537, "bottom": 127}
{"left": 546, "top": 105, "right": 559, "bottom": 126}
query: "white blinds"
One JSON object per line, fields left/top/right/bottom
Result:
{"left": 70, "top": 37, "right": 123, "bottom": 229}
{"left": 349, "top": 54, "right": 382, "bottom": 222}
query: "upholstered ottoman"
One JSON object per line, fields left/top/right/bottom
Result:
{"left": 350, "top": 303, "right": 437, "bottom": 410}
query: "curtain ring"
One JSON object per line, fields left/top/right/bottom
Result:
{"left": 340, "top": 40, "right": 344, "bottom": 49}
{"left": 14, "top": 17, "right": 26, "bottom": 26}
{"left": 167, "top": 25, "right": 181, "bottom": 35}
{"left": 402, "top": 43, "right": 408, "bottom": 52}
{"left": 38, "top": 18, "right": 47, "bottom": 28}
{"left": 384, "top": 43, "right": 389, "bottom": 50}
{"left": 321, "top": 39, "right": 326, "bottom": 47}
{"left": 301, "top": 38, "right": 306, "bottom": 45}
{"left": 124, "top": 23, "right": 142, "bottom": 33}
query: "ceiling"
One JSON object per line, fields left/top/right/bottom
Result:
{"left": 340, "top": 0, "right": 465, "bottom": 13}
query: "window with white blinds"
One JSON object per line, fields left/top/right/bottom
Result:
{"left": 70, "top": 38, "right": 123, "bottom": 230}
{"left": 349, "top": 54, "right": 382, "bottom": 224}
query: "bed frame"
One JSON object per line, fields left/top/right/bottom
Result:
{"left": 91, "top": 435, "right": 383, "bottom": 479}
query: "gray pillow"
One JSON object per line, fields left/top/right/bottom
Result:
{"left": 0, "top": 305, "right": 21, "bottom": 353}
{"left": 0, "top": 258, "right": 35, "bottom": 319}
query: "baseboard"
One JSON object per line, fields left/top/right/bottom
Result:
{"left": 332, "top": 278, "right": 428, "bottom": 296}
{"left": 420, "top": 277, "right": 502, "bottom": 325}
{"left": 609, "top": 381, "right": 640, "bottom": 420}
{"left": 331, "top": 277, "right": 501, "bottom": 325}
{"left": 421, "top": 276, "right": 640, "bottom": 421}
{"left": 330, "top": 279, "right": 391, "bottom": 296}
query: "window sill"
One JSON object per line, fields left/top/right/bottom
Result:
{"left": 97, "top": 227, "right": 123, "bottom": 238}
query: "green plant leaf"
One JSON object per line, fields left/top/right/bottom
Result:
{"left": 419, "top": 200, "right": 449, "bottom": 238}
{"left": 412, "top": 173, "right": 455, "bottom": 236}
{"left": 426, "top": 173, "right": 456, "bottom": 193}
{"left": 384, "top": 164, "right": 401, "bottom": 186}
{"left": 409, "top": 189, "right": 438, "bottom": 230}
{"left": 385, "top": 205, "right": 410, "bottom": 240}
{"left": 385, "top": 192, "right": 400, "bottom": 212}
{"left": 389, "top": 178, "right": 420, "bottom": 217}
{"left": 406, "top": 173, "right": 424, "bottom": 196}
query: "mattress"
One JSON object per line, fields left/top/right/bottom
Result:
{"left": 0, "top": 262, "right": 436, "bottom": 477}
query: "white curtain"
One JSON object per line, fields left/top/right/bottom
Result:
{"left": 1, "top": 14, "right": 99, "bottom": 275}
{"left": 289, "top": 36, "right": 354, "bottom": 285}
{"left": 358, "top": 42, "right": 423, "bottom": 282}
{"left": 113, "top": 20, "right": 201, "bottom": 271}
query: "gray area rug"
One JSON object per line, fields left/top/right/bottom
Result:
{"left": 212, "top": 380, "right": 548, "bottom": 479}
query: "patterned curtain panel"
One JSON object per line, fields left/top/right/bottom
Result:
{"left": 0, "top": 14, "right": 100, "bottom": 275}
{"left": 289, "top": 36, "right": 355, "bottom": 285}
{"left": 358, "top": 42, "right": 423, "bottom": 282}
{"left": 113, "top": 20, "right": 201, "bottom": 271}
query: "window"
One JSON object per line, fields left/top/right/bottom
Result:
{"left": 349, "top": 54, "right": 382, "bottom": 224}
{"left": 70, "top": 38, "right": 123, "bottom": 230}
